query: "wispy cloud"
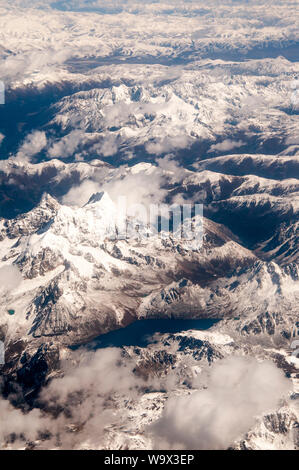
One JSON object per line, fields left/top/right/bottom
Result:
{"left": 0, "top": 265, "right": 23, "bottom": 293}
{"left": 15, "top": 131, "right": 47, "bottom": 164}
{"left": 208, "top": 139, "right": 245, "bottom": 154}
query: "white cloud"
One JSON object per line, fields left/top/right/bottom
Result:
{"left": 156, "top": 154, "right": 184, "bottom": 177}
{"left": 91, "top": 134, "right": 119, "bottom": 157}
{"left": 61, "top": 158, "right": 174, "bottom": 207}
{"left": 0, "top": 397, "right": 49, "bottom": 448}
{"left": 0, "top": 133, "right": 4, "bottom": 146}
{"left": 286, "top": 135, "right": 299, "bottom": 145}
{"left": 15, "top": 131, "right": 47, "bottom": 163}
{"left": 2, "top": 47, "right": 73, "bottom": 86}
{"left": 48, "top": 130, "right": 85, "bottom": 159}
{"left": 208, "top": 139, "right": 245, "bottom": 154}
{"left": 150, "top": 356, "right": 290, "bottom": 450}
{"left": 41, "top": 347, "right": 141, "bottom": 404}
{"left": 0, "top": 265, "right": 23, "bottom": 293}
{"left": 61, "top": 179, "right": 103, "bottom": 206}
{"left": 102, "top": 167, "right": 168, "bottom": 207}
{"left": 0, "top": 347, "right": 143, "bottom": 449}
{"left": 0, "top": 349, "right": 292, "bottom": 449}
{"left": 146, "top": 135, "right": 192, "bottom": 156}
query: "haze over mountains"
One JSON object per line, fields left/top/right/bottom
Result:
{"left": 0, "top": 0, "right": 298, "bottom": 450}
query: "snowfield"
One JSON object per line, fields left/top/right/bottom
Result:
{"left": 0, "top": 0, "right": 298, "bottom": 451}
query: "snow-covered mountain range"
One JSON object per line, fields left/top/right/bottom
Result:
{"left": 0, "top": 157, "right": 298, "bottom": 449}
{"left": 0, "top": 0, "right": 298, "bottom": 451}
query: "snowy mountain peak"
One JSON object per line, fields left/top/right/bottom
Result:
{"left": 39, "top": 192, "right": 60, "bottom": 210}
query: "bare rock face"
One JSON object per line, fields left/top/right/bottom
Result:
{"left": 234, "top": 408, "right": 299, "bottom": 450}
{"left": 0, "top": 194, "right": 60, "bottom": 240}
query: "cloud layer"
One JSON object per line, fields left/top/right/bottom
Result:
{"left": 0, "top": 265, "right": 23, "bottom": 293}
{"left": 150, "top": 356, "right": 290, "bottom": 450}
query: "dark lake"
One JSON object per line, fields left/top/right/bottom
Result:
{"left": 87, "top": 318, "right": 219, "bottom": 349}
